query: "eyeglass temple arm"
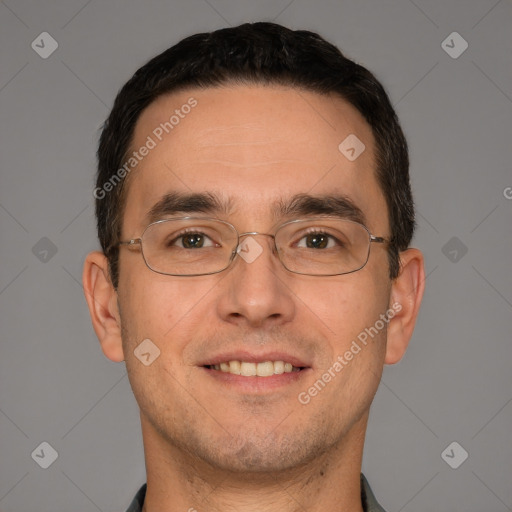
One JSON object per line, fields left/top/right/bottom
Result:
{"left": 120, "top": 238, "right": 142, "bottom": 248}
{"left": 106, "top": 239, "right": 142, "bottom": 254}
{"left": 118, "top": 239, "right": 142, "bottom": 245}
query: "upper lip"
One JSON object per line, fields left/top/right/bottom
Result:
{"left": 198, "top": 351, "right": 311, "bottom": 368}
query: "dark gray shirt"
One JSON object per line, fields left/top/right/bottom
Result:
{"left": 126, "top": 473, "right": 386, "bottom": 512}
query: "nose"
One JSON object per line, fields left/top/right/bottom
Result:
{"left": 215, "top": 233, "right": 296, "bottom": 329}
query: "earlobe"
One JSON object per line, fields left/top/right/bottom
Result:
{"left": 82, "top": 251, "right": 125, "bottom": 362}
{"left": 385, "top": 248, "right": 425, "bottom": 365}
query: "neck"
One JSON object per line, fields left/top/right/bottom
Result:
{"left": 140, "top": 414, "right": 368, "bottom": 512}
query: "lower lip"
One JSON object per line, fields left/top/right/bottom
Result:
{"left": 201, "top": 367, "right": 311, "bottom": 392}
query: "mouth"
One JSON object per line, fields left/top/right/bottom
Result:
{"left": 203, "top": 360, "right": 305, "bottom": 377}
{"left": 199, "top": 352, "right": 311, "bottom": 392}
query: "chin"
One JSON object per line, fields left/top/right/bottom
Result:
{"left": 182, "top": 426, "right": 333, "bottom": 476}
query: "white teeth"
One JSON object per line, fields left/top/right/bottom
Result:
{"left": 240, "top": 362, "right": 257, "bottom": 376}
{"left": 229, "top": 360, "right": 241, "bottom": 375}
{"left": 211, "top": 360, "right": 302, "bottom": 377}
{"left": 256, "top": 361, "right": 274, "bottom": 377}
{"left": 273, "top": 361, "right": 284, "bottom": 374}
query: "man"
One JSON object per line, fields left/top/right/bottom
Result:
{"left": 83, "top": 22, "right": 424, "bottom": 512}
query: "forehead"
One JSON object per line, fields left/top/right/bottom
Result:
{"left": 122, "top": 85, "right": 387, "bottom": 234}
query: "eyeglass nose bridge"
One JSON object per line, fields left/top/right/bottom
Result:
{"left": 237, "top": 231, "right": 278, "bottom": 248}
{"left": 233, "top": 231, "right": 281, "bottom": 261}
{"left": 238, "top": 231, "right": 276, "bottom": 239}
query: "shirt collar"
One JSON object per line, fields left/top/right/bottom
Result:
{"left": 126, "top": 473, "right": 386, "bottom": 512}
{"left": 125, "top": 482, "right": 146, "bottom": 512}
{"left": 360, "top": 473, "right": 387, "bottom": 512}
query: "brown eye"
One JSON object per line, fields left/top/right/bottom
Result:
{"left": 305, "top": 233, "right": 329, "bottom": 249}
{"left": 181, "top": 233, "right": 206, "bottom": 248}
{"left": 296, "top": 231, "right": 339, "bottom": 249}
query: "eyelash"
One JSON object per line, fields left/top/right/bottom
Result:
{"left": 167, "top": 228, "right": 219, "bottom": 247}
{"left": 293, "top": 229, "right": 344, "bottom": 248}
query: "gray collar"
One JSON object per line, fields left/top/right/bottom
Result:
{"left": 361, "top": 473, "right": 387, "bottom": 512}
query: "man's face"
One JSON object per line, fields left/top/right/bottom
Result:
{"left": 116, "top": 85, "right": 392, "bottom": 472}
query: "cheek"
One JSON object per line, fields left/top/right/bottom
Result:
{"left": 304, "top": 270, "right": 391, "bottom": 355}
{"left": 117, "top": 277, "right": 202, "bottom": 415}
{"left": 118, "top": 271, "right": 216, "bottom": 356}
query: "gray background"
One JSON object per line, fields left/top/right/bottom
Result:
{"left": 1, "top": 0, "right": 511, "bottom": 511}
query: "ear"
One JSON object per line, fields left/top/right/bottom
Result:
{"left": 82, "top": 251, "right": 124, "bottom": 362}
{"left": 385, "top": 248, "right": 425, "bottom": 365}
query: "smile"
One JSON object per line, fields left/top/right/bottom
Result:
{"left": 204, "top": 360, "right": 303, "bottom": 377}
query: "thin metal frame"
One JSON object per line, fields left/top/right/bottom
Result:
{"left": 114, "top": 216, "right": 388, "bottom": 277}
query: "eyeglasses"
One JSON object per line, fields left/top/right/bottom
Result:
{"left": 113, "top": 217, "right": 388, "bottom": 277}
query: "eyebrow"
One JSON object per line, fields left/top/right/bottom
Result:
{"left": 145, "top": 191, "right": 366, "bottom": 226}
{"left": 274, "top": 193, "right": 366, "bottom": 225}
{"left": 146, "top": 191, "right": 234, "bottom": 224}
